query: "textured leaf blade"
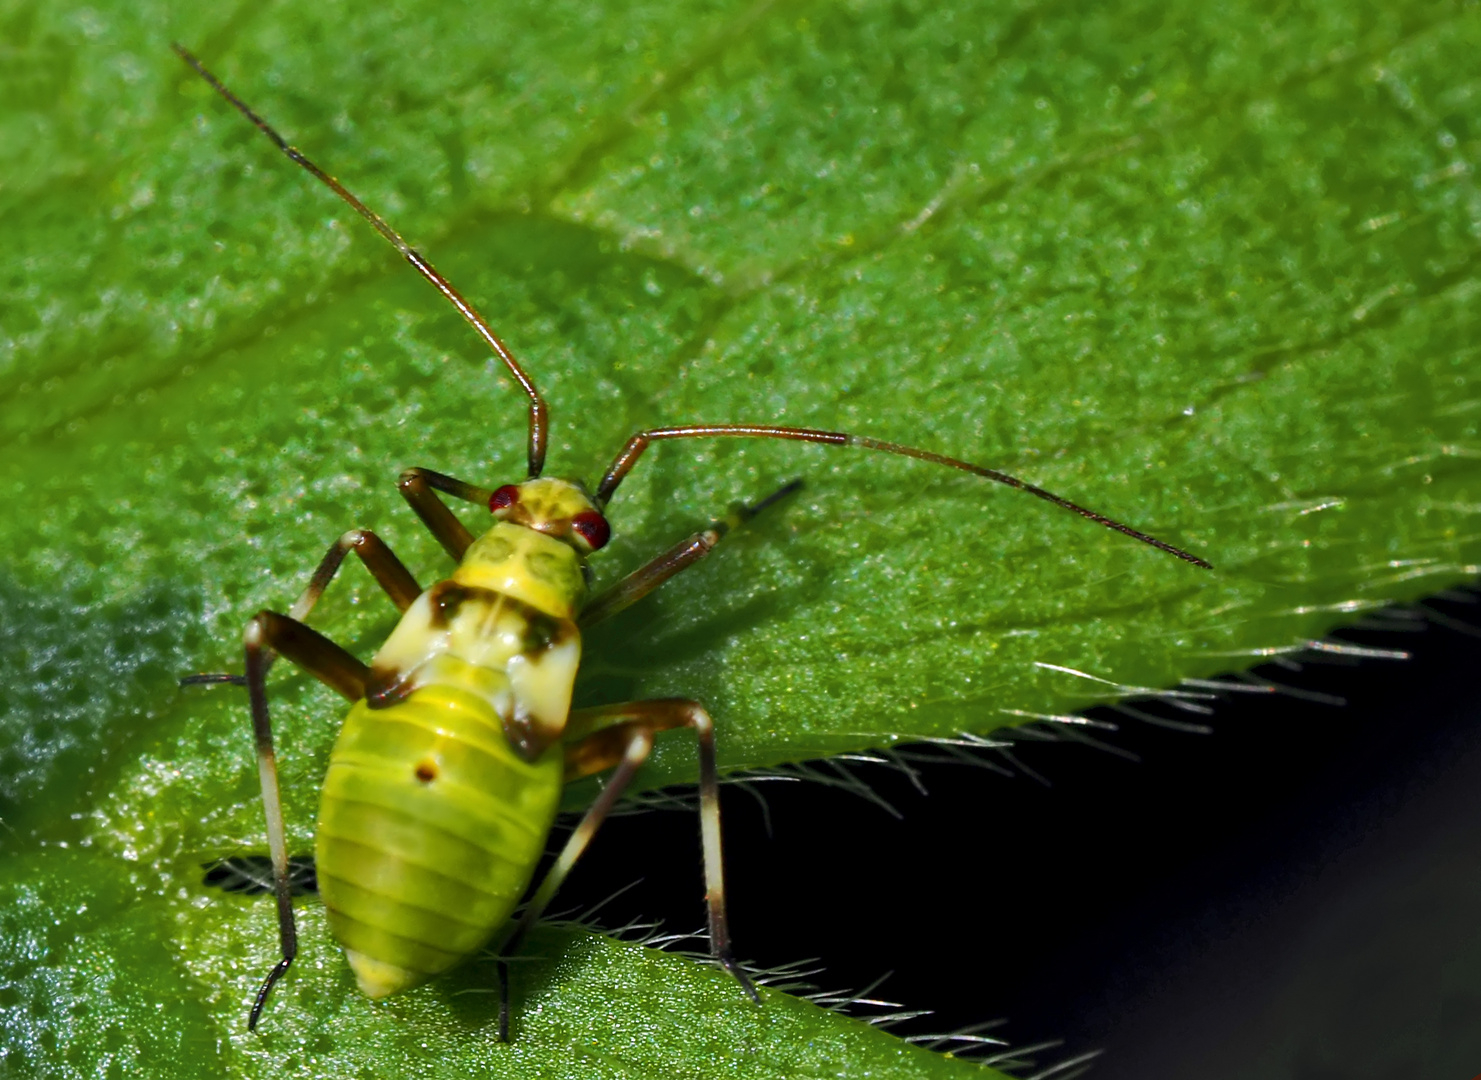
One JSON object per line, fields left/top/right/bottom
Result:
{"left": 2, "top": 0, "right": 1479, "bottom": 1076}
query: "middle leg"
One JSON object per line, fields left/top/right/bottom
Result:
{"left": 181, "top": 528, "right": 420, "bottom": 689}
{"left": 236, "top": 608, "right": 371, "bottom": 1029}
{"left": 181, "top": 527, "right": 417, "bottom": 1027}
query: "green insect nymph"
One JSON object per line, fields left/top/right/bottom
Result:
{"left": 173, "top": 44, "right": 1211, "bottom": 1041}
{"left": 320, "top": 477, "right": 597, "bottom": 1002}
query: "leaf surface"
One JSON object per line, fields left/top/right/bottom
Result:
{"left": 2, "top": 0, "right": 1478, "bottom": 1075}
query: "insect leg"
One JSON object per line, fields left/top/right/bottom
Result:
{"left": 579, "top": 479, "right": 802, "bottom": 628}
{"left": 290, "top": 529, "right": 422, "bottom": 618}
{"left": 398, "top": 467, "right": 498, "bottom": 563}
{"left": 173, "top": 44, "right": 550, "bottom": 478}
{"left": 183, "top": 528, "right": 389, "bottom": 1024}
{"left": 595, "top": 424, "right": 1212, "bottom": 568}
{"left": 240, "top": 616, "right": 296, "bottom": 1031}
{"left": 181, "top": 529, "right": 418, "bottom": 688}
{"left": 238, "top": 609, "right": 369, "bottom": 1030}
{"left": 184, "top": 531, "right": 403, "bottom": 986}
{"left": 493, "top": 699, "right": 759, "bottom": 1040}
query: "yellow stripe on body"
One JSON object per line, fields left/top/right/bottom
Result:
{"left": 454, "top": 522, "right": 586, "bottom": 620}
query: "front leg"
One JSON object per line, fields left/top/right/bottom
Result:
{"left": 398, "top": 467, "right": 496, "bottom": 562}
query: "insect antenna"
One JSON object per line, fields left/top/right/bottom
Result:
{"left": 595, "top": 425, "right": 1212, "bottom": 569}
{"left": 172, "top": 43, "right": 549, "bottom": 478}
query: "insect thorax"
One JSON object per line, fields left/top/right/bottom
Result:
{"left": 457, "top": 520, "right": 588, "bottom": 619}
{"left": 364, "top": 521, "right": 585, "bottom": 762}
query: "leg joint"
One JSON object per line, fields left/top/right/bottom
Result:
{"left": 682, "top": 700, "right": 713, "bottom": 737}
{"left": 623, "top": 726, "right": 656, "bottom": 763}
{"left": 243, "top": 611, "right": 271, "bottom": 646}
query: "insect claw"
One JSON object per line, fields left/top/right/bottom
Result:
{"left": 179, "top": 672, "right": 249, "bottom": 688}
{"left": 719, "top": 952, "right": 762, "bottom": 1005}
{"left": 746, "top": 477, "right": 805, "bottom": 518}
{"left": 496, "top": 958, "right": 512, "bottom": 1043}
{"left": 248, "top": 958, "right": 293, "bottom": 1032}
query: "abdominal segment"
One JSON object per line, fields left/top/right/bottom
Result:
{"left": 315, "top": 684, "right": 564, "bottom": 997}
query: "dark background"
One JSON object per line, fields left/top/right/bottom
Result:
{"left": 556, "top": 586, "right": 1481, "bottom": 1079}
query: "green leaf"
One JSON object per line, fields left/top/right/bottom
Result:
{"left": 0, "top": 851, "right": 991, "bottom": 1079}
{"left": 2, "top": 0, "right": 1478, "bottom": 1075}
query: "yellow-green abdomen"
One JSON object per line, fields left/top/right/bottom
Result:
{"left": 315, "top": 684, "right": 563, "bottom": 998}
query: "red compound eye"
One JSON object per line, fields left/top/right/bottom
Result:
{"left": 489, "top": 484, "right": 520, "bottom": 512}
{"left": 570, "top": 511, "right": 611, "bottom": 551}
